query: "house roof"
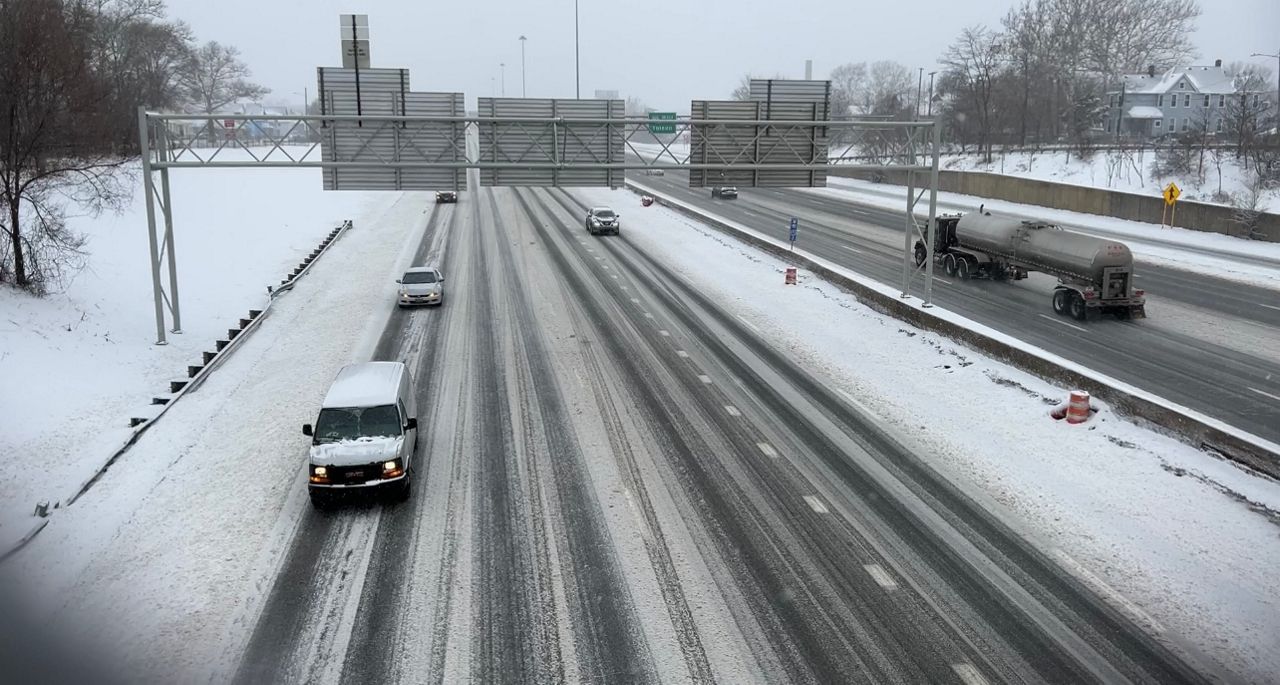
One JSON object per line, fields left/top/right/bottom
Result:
{"left": 1117, "top": 65, "right": 1236, "bottom": 95}
{"left": 1126, "top": 106, "right": 1164, "bottom": 119}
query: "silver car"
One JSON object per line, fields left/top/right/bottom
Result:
{"left": 396, "top": 266, "right": 444, "bottom": 307}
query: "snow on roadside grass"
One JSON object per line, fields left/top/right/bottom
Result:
{"left": 1, "top": 190, "right": 431, "bottom": 682}
{"left": 816, "top": 178, "right": 1280, "bottom": 289}
{"left": 936, "top": 149, "right": 1280, "bottom": 214}
{"left": 0, "top": 148, "right": 384, "bottom": 553}
{"left": 581, "top": 186, "right": 1280, "bottom": 682}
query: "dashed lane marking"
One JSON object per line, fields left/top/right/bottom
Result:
{"left": 698, "top": 374, "right": 712, "bottom": 384}
{"left": 863, "top": 564, "right": 898, "bottom": 590}
{"left": 676, "top": 350, "right": 689, "bottom": 358}
{"left": 802, "top": 495, "right": 829, "bottom": 514}
{"left": 951, "top": 664, "right": 989, "bottom": 685}
{"left": 1248, "top": 387, "right": 1280, "bottom": 402}
{"left": 724, "top": 405, "right": 741, "bottom": 417}
{"left": 756, "top": 442, "right": 778, "bottom": 458}
{"left": 659, "top": 330, "right": 670, "bottom": 337}
{"left": 1038, "top": 313, "right": 1088, "bottom": 333}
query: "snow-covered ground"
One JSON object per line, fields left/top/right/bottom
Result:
{"left": 583, "top": 185, "right": 1280, "bottom": 682}
{"left": 816, "top": 178, "right": 1280, "bottom": 289}
{"left": 0, "top": 148, "right": 389, "bottom": 554}
{"left": 934, "top": 148, "right": 1280, "bottom": 213}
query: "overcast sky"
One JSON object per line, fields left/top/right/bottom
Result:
{"left": 167, "top": 0, "right": 1279, "bottom": 112}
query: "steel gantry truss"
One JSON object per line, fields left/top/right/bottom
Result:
{"left": 138, "top": 109, "right": 942, "bottom": 344}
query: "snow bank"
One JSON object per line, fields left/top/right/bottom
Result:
{"left": 0, "top": 148, "right": 383, "bottom": 553}
{"left": 0, "top": 188, "right": 430, "bottom": 681}
{"left": 935, "top": 149, "right": 1280, "bottom": 214}
{"left": 583, "top": 185, "right": 1280, "bottom": 682}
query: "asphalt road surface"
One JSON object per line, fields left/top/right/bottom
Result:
{"left": 630, "top": 168, "right": 1280, "bottom": 446}
{"left": 230, "top": 179, "right": 1210, "bottom": 683}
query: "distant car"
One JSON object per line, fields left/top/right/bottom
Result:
{"left": 585, "top": 207, "right": 621, "bottom": 235}
{"left": 711, "top": 186, "right": 738, "bottom": 199}
{"left": 396, "top": 266, "right": 444, "bottom": 307}
{"left": 642, "top": 169, "right": 666, "bottom": 176}
{"left": 435, "top": 191, "right": 457, "bottom": 204}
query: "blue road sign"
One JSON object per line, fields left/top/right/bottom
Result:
{"left": 789, "top": 217, "right": 798, "bottom": 243}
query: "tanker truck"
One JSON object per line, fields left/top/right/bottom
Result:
{"left": 914, "top": 212, "right": 1146, "bottom": 321}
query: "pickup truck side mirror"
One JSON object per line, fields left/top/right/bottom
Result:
{"left": 405, "top": 418, "right": 418, "bottom": 431}
{"left": 302, "top": 424, "right": 313, "bottom": 436}
{"left": 437, "top": 275, "right": 444, "bottom": 282}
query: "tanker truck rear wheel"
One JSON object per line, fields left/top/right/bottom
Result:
{"left": 1069, "top": 293, "right": 1088, "bottom": 321}
{"left": 957, "top": 258, "right": 972, "bottom": 280}
{"left": 913, "top": 244, "right": 927, "bottom": 267}
{"left": 1052, "top": 289, "right": 1069, "bottom": 314}
{"left": 943, "top": 254, "right": 958, "bottom": 277}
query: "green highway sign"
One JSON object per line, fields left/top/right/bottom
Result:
{"left": 647, "top": 112, "right": 677, "bottom": 134}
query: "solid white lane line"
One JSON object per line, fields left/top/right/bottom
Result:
{"left": 1248, "top": 387, "right": 1280, "bottom": 402}
{"left": 931, "top": 277, "right": 953, "bottom": 285}
{"left": 724, "top": 405, "right": 741, "bottom": 417}
{"left": 659, "top": 329, "right": 670, "bottom": 337}
{"left": 1051, "top": 549, "right": 1165, "bottom": 633}
{"left": 1261, "top": 303, "right": 1280, "bottom": 312}
{"left": 736, "top": 315, "right": 761, "bottom": 334}
{"left": 1038, "top": 313, "right": 1088, "bottom": 333}
{"left": 863, "top": 564, "right": 898, "bottom": 590}
{"left": 676, "top": 350, "right": 689, "bottom": 358}
{"left": 757, "top": 442, "right": 778, "bottom": 458}
{"left": 698, "top": 374, "right": 712, "bottom": 384}
{"left": 802, "top": 495, "right": 829, "bottom": 514}
{"left": 841, "top": 245, "right": 865, "bottom": 254}
{"left": 951, "top": 663, "right": 990, "bottom": 685}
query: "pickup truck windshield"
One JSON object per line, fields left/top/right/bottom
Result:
{"left": 313, "top": 405, "right": 402, "bottom": 443}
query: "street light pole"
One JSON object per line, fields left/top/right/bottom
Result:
{"left": 574, "top": 0, "right": 580, "bottom": 98}
{"left": 927, "top": 71, "right": 936, "bottom": 117}
{"left": 519, "top": 35, "right": 527, "bottom": 97}
{"left": 500, "top": 62, "right": 505, "bottom": 97}
{"left": 916, "top": 67, "right": 924, "bottom": 119}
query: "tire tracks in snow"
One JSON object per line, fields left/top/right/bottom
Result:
{"left": 489, "top": 189, "right": 656, "bottom": 683}
{"left": 511, "top": 187, "right": 714, "bottom": 683}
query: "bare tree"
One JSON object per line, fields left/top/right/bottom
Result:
{"left": 1223, "top": 62, "right": 1274, "bottom": 166}
{"left": 940, "top": 25, "right": 1006, "bottom": 162}
{"left": 1, "top": 0, "right": 130, "bottom": 292}
{"left": 730, "top": 73, "right": 752, "bottom": 101}
{"left": 178, "top": 40, "right": 267, "bottom": 113}
{"left": 866, "top": 61, "right": 914, "bottom": 116}
{"left": 829, "top": 62, "right": 867, "bottom": 117}
{"left": 1084, "top": 0, "right": 1200, "bottom": 76}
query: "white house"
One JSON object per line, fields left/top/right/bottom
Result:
{"left": 1105, "top": 61, "right": 1249, "bottom": 139}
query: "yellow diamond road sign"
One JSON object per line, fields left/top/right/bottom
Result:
{"left": 1163, "top": 182, "right": 1181, "bottom": 205}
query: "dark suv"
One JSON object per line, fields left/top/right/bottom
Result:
{"left": 435, "top": 191, "right": 458, "bottom": 204}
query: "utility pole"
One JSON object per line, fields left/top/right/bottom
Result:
{"left": 575, "top": 1, "right": 580, "bottom": 98}
{"left": 926, "top": 71, "right": 936, "bottom": 117}
{"left": 500, "top": 63, "right": 505, "bottom": 97}
{"left": 916, "top": 67, "right": 924, "bottom": 119}
{"left": 519, "top": 35, "right": 527, "bottom": 97}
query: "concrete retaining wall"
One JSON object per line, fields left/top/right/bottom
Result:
{"left": 628, "top": 181, "right": 1280, "bottom": 478}
{"left": 830, "top": 168, "right": 1280, "bottom": 242}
